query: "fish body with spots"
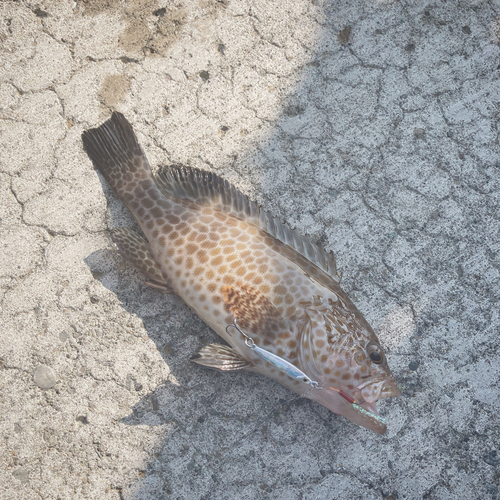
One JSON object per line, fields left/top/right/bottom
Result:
{"left": 82, "top": 113, "right": 400, "bottom": 434}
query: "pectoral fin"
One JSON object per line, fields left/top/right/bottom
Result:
{"left": 111, "top": 227, "right": 175, "bottom": 294}
{"left": 191, "top": 344, "right": 253, "bottom": 371}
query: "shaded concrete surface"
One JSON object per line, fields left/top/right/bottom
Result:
{"left": 1, "top": 0, "right": 500, "bottom": 498}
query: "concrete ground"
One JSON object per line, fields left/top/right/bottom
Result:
{"left": 1, "top": 0, "right": 500, "bottom": 498}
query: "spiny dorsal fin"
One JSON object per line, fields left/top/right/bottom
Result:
{"left": 154, "top": 165, "right": 339, "bottom": 283}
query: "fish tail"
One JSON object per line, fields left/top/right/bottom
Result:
{"left": 82, "top": 112, "right": 154, "bottom": 204}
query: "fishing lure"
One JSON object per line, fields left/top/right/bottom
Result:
{"left": 226, "top": 321, "right": 386, "bottom": 425}
{"left": 226, "top": 323, "right": 321, "bottom": 392}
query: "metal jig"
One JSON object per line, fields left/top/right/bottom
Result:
{"left": 226, "top": 322, "right": 321, "bottom": 392}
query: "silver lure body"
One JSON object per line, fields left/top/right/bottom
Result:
{"left": 227, "top": 323, "right": 320, "bottom": 390}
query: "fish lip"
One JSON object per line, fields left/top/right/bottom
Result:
{"left": 356, "top": 379, "right": 371, "bottom": 390}
{"left": 357, "top": 377, "right": 402, "bottom": 400}
{"left": 353, "top": 381, "right": 401, "bottom": 429}
{"left": 352, "top": 388, "right": 387, "bottom": 423}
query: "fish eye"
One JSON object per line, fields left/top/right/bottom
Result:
{"left": 366, "top": 344, "right": 384, "bottom": 364}
{"left": 302, "top": 377, "right": 309, "bottom": 383}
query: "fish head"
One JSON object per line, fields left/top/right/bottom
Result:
{"left": 309, "top": 341, "right": 400, "bottom": 434}
{"left": 300, "top": 304, "right": 400, "bottom": 434}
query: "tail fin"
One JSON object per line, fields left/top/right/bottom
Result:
{"left": 82, "top": 112, "right": 153, "bottom": 202}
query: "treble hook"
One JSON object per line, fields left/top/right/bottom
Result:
{"left": 225, "top": 321, "right": 255, "bottom": 348}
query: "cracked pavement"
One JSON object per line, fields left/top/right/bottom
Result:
{"left": 1, "top": 0, "right": 500, "bottom": 498}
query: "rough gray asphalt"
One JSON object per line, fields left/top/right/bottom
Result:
{"left": 1, "top": 0, "right": 500, "bottom": 499}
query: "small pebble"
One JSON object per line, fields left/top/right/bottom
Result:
{"left": 338, "top": 26, "right": 352, "bottom": 45}
{"left": 33, "top": 365, "right": 57, "bottom": 390}
{"left": 409, "top": 361, "right": 420, "bottom": 371}
{"left": 12, "top": 468, "right": 29, "bottom": 484}
{"left": 76, "top": 415, "right": 89, "bottom": 425}
{"left": 483, "top": 451, "right": 499, "bottom": 467}
{"left": 413, "top": 128, "right": 426, "bottom": 139}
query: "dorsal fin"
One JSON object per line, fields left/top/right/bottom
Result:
{"left": 154, "top": 165, "right": 339, "bottom": 284}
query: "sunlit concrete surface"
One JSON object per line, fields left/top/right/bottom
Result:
{"left": 1, "top": 0, "right": 500, "bottom": 498}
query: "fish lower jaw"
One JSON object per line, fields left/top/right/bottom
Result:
{"left": 353, "top": 391, "right": 386, "bottom": 424}
{"left": 352, "top": 403, "right": 387, "bottom": 428}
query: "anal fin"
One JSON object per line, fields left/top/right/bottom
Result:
{"left": 111, "top": 227, "right": 175, "bottom": 294}
{"left": 191, "top": 344, "right": 252, "bottom": 371}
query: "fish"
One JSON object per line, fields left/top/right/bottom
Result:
{"left": 82, "top": 112, "right": 401, "bottom": 434}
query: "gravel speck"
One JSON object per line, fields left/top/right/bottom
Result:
{"left": 33, "top": 365, "right": 57, "bottom": 390}
{"left": 409, "top": 361, "right": 420, "bottom": 371}
{"left": 12, "top": 468, "right": 29, "bottom": 484}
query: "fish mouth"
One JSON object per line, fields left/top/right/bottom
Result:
{"left": 350, "top": 378, "right": 401, "bottom": 432}
{"left": 309, "top": 376, "right": 400, "bottom": 434}
{"left": 311, "top": 388, "right": 387, "bottom": 434}
{"left": 357, "top": 377, "right": 402, "bottom": 403}
{"left": 349, "top": 389, "right": 386, "bottom": 428}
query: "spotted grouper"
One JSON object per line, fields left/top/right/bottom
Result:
{"left": 82, "top": 112, "right": 400, "bottom": 434}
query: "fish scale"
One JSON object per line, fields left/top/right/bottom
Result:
{"left": 82, "top": 112, "right": 400, "bottom": 434}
